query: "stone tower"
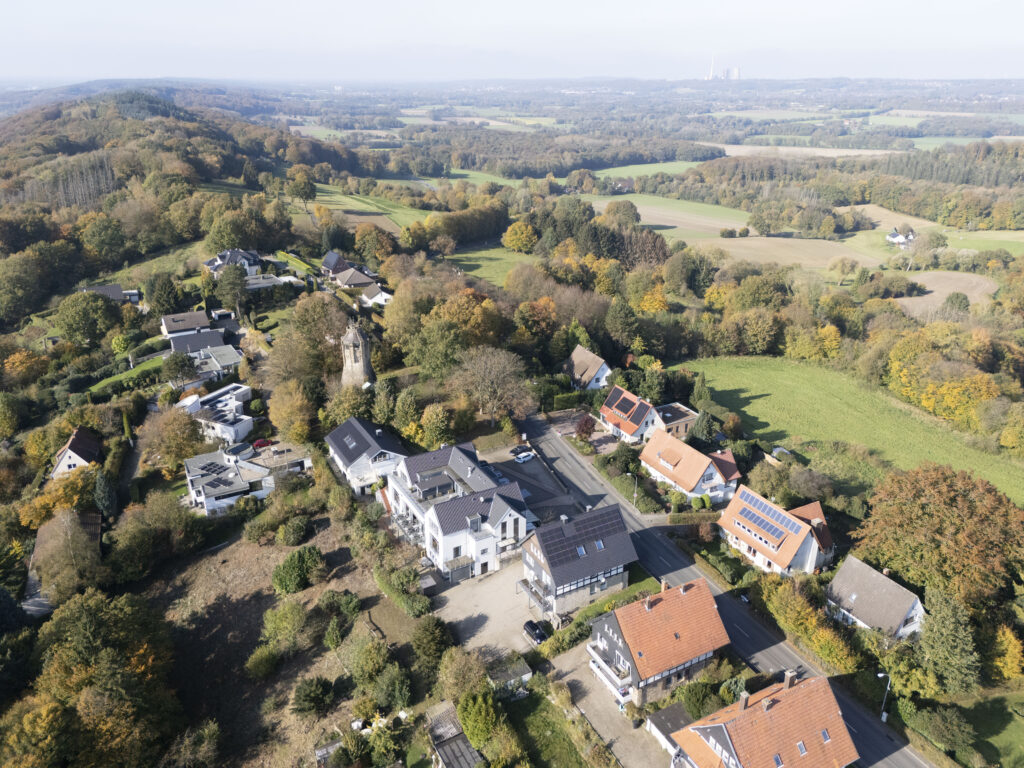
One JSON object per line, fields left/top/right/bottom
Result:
{"left": 340, "top": 321, "right": 373, "bottom": 390}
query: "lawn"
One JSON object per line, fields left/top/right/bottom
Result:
{"left": 107, "top": 241, "right": 208, "bottom": 286}
{"left": 961, "top": 691, "right": 1024, "bottom": 767}
{"left": 89, "top": 355, "right": 163, "bottom": 393}
{"left": 446, "top": 243, "right": 535, "bottom": 286}
{"left": 683, "top": 356, "right": 1024, "bottom": 503}
{"left": 593, "top": 160, "right": 701, "bottom": 178}
{"left": 506, "top": 693, "right": 588, "bottom": 768}
{"left": 274, "top": 249, "right": 316, "bottom": 275}
{"left": 436, "top": 169, "right": 519, "bottom": 187}
{"left": 709, "top": 109, "right": 833, "bottom": 121}
{"left": 584, "top": 193, "right": 749, "bottom": 242}
{"left": 295, "top": 184, "right": 431, "bottom": 231}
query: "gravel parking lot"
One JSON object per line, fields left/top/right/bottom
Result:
{"left": 434, "top": 563, "right": 535, "bottom": 657}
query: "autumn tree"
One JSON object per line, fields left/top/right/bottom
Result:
{"left": 33, "top": 509, "right": 106, "bottom": 604}
{"left": 829, "top": 256, "right": 858, "bottom": 286}
{"left": 420, "top": 404, "right": 452, "bottom": 450}
{"left": 448, "top": 347, "right": 536, "bottom": 426}
{"left": 138, "top": 408, "right": 203, "bottom": 477}
{"left": 501, "top": 221, "right": 538, "bottom": 253}
{"left": 269, "top": 380, "right": 314, "bottom": 444}
{"left": 321, "top": 385, "right": 371, "bottom": 430}
{"left": 286, "top": 173, "right": 316, "bottom": 211}
{"left": 161, "top": 351, "right": 196, "bottom": 388}
{"left": 855, "top": 464, "right": 1024, "bottom": 606}
{"left": 54, "top": 291, "right": 120, "bottom": 348}
{"left": 392, "top": 389, "right": 420, "bottom": 431}
{"left": 436, "top": 647, "right": 488, "bottom": 702}
{"left": 268, "top": 293, "right": 347, "bottom": 384}
{"left": 575, "top": 413, "right": 596, "bottom": 441}
{"left": 992, "top": 625, "right": 1024, "bottom": 682}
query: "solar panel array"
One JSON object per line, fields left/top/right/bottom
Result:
{"left": 738, "top": 505, "right": 786, "bottom": 540}
{"left": 614, "top": 395, "right": 635, "bottom": 415}
{"left": 629, "top": 402, "right": 651, "bottom": 426}
{"left": 545, "top": 510, "right": 626, "bottom": 567}
{"left": 199, "top": 462, "right": 228, "bottom": 475}
{"left": 739, "top": 489, "right": 802, "bottom": 534}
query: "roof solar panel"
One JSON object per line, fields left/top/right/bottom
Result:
{"left": 738, "top": 506, "right": 785, "bottom": 540}
{"left": 615, "top": 396, "right": 635, "bottom": 415}
{"left": 739, "top": 489, "right": 802, "bottom": 534}
{"left": 629, "top": 402, "right": 651, "bottom": 426}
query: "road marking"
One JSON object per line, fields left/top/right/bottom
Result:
{"left": 734, "top": 625, "right": 750, "bottom": 638}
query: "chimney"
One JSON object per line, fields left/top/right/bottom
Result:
{"left": 560, "top": 514, "right": 569, "bottom": 524}
{"left": 661, "top": 579, "right": 669, "bottom": 593}
{"left": 762, "top": 697, "right": 773, "bottom": 712}
{"left": 644, "top": 597, "right": 651, "bottom": 612}
{"left": 784, "top": 670, "right": 797, "bottom": 689}
{"left": 739, "top": 691, "right": 750, "bottom": 710}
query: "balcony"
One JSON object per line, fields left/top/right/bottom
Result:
{"left": 587, "top": 645, "right": 633, "bottom": 704}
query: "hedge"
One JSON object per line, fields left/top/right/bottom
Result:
{"left": 374, "top": 566, "right": 431, "bottom": 617}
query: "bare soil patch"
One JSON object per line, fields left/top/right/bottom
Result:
{"left": 897, "top": 271, "right": 998, "bottom": 319}
{"left": 719, "top": 235, "right": 881, "bottom": 270}
{"left": 837, "top": 203, "right": 937, "bottom": 233}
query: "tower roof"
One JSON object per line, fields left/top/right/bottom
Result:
{"left": 343, "top": 322, "right": 367, "bottom": 345}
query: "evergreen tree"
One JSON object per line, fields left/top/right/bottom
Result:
{"left": 920, "top": 588, "right": 980, "bottom": 695}
{"left": 604, "top": 298, "right": 638, "bottom": 349}
{"left": 392, "top": 389, "right": 419, "bottom": 431}
{"left": 93, "top": 471, "right": 118, "bottom": 520}
{"left": 691, "top": 371, "right": 710, "bottom": 405}
{"left": 371, "top": 379, "right": 396, "bottom": 425}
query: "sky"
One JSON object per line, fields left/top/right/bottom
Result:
{"left": 4, "top": 0, "right": 1023, "bottom": 84}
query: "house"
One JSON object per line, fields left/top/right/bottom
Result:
{"left": 184, "top": 442, "right": 311, "bottom": 515}
{"left": 320, "top": 250, "right": 353, "bottom": 277}
{"left": 325, "top": 417, "right": 408, "bottom": 494}
{"left": 333, "top": 266, "right": 375, "bottom": 290}
{"left": 169, "top": 329, "right": 226, "bottom": 355}
{"left": 520, "top": 505, "right": 638, "bottom": 620}
{"left": 640, "top": 429, "right": 740, "bottom": 503}
{"left": 204, "top": 248, "right": 261, "bottom": 277}
{"left": 188, "top": 344, "right": 243, "bottom": 382}
{"left": 599, "top": 386, "right": 664, "bottom": 443}
{"left": 885, "top": 228, "right": 915, "bottom": 248}
{"left": 177, "top": 383, "right": 253, "bottom": 444}
{"left": 161, "top": 310, "right": 211, "bottom": 338}
{"left": 655, "top": 402, "right": 700, "bottom": 439}
{"left": 587, "top": 579, "right": 730, "bottom": 706}
{"left": 384, "top": 443, "right": 536, "bottom": 581}
{"left": 51, "top": 427, "right": 104, "bottom": 479}
{"left": 563, "top": 344, "right": 611, "bottom": 390}
{"left": 82, "top": 283, "right": 140, "bottom": 305}
{"left": 718, "top": 486, "right": 834, "bottom": 576}
{"left": 669, "top": 673, "right": 859, "bottom": 768}
{"left": 826, "top": 556, "right": 926, "bottom": 639}
{"left": 646, "top": 701, "right": 692, "bottom": 757}
{"left": 359, "top": 283, "right": 393, "bottom": 307}
{"left": 425, "top": 701, "right": 484, "bottom": 768}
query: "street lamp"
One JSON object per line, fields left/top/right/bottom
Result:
{"left": 625, "top": 472, "right": 638, "bottom": 507}
{"left": 877, "top": 672, "right": 891, "bottom": 722}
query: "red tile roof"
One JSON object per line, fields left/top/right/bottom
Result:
{"left": 719, "top": 485, "right": 827, "bottom": 571}
{"left": 640, "top": 430, "right": 735, "bottom": 492}
{"left": 599, "top": 386, "right": 654, "bottom": 437}
{"left": 613, "top": 579, "right": 730, "bottom": 681}
{"left": 672, "top": 676, "right": 859, "bottom": 768}
{"left": 789, "top": 501, "right": 833, "bottom": 552}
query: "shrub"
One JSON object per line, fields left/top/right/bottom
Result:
{"left": 691, "top": 496, "right": 705, "bottom": 510}
{"left": 372, "top": 662, "right": 411, "bottom": 711}
{"left": 551, "top": 681, "right": 573, "bottom": 710}
{"left": 374, "top": 566, "right": 431, "bottom": 617}
{"left": 292, "top": 675, "right": 336, "bottom": 718}
{"left": 276, "top": 515, "right": 311, "bottom": 546}
{"left": 318, "top": 589, "right": 360, "bottom": 620}
{"left": 324, "top": 616, "right": 346, "bottom": 650}
{"left": 680, "top": 680, "right": 716, "bottom": 719}
{"left": 457, "top": 690, "right": 499, "bottom": 749}
{"left": 261, "top": 600, "right": 307, "bottom": 652}
{"left": 245, "top": 643, "right": 280, "bottom": 680}
{"left": 272, "top": 546, "right": 327, "bottom": 594}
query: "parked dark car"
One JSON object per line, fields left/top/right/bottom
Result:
{"left": 523, "top": 620, "right": 548, "bottom": 645}
{"left": 511, "top": 445, "right": 531, "bottom": 456}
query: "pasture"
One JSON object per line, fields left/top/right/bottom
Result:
{"left": 438, "top": 169, "right": 518, "bottom": 187}
{"left": 696, "top": 141, "right": 899, "bottom": 158}
{"left": 446, "top": 243, "right": 535, "bottom": 286}
{"left": 896, "top": 271, "right": 998, "bottom": 319}
{"left": 715, "top": 236, "right": 879, "bottom": 270}
{"left": 586, "top": 193, "right": 748, "bottom": 239}
{"left": 289, "top": 184, "right": 430, "bottom": 234}
{"left": 592, "top": 160, "right": 700, "bottom": 178}
{"left": 708, "top": 109, "right": 832, "bottom": 121}
{"left": 683, "top": 356, "right": 1024, "bottom": 503}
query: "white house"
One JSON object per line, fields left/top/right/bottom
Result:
{"left": 204, "top": 249, "right": 261, "bottom": 277}
{"left": 885, "top": 228, "right": 916, "bottom": 249}
{"left": 826, "top": 556, "right": 926, "bottom": 639}
{"left": 718, "top": 485, "right": 834, "bottom": 576}
{"left": 325, "top": 417, "right": 408, "bottom": 494}
{"left": 360, "top": 283, "right": 393, "bottom": 308}
{"left": 184, "top": 442, "right": 311, "bottom": 515}
{"left": 599, "top": 386, "right": 664, "bottom": 443}
{"left": 563, "top": 344, "right": 611, "bottom": 390}
{"left": 188, "top": 345, "right": 243, "bottom": 382}
{"left": 639, "top": 429, "right": 740, "bottom": 503}
{"left": 161, "top": 310, "right": 211, "bottom": 338}
{"left": 177, "top": 383, "right": 254, "bottom": 444}
{"left": 51, "top": 427, "right": 104, "bottom": 479}
{"left": 383, "top": 443, "right": 535, "bottom": 582}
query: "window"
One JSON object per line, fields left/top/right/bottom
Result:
{"left": 453, "top": 546, "right": 462, "bottom": 558}
{"left": 821, "top": 729, "right": 830, "bottom": 743}
{"left": 480, "top": 548, "right": 488, "bottom": 555}
{"left": 595, "top": 539, "right": 605, "bottom": 550}
{"left": 773, "top": 756, "right": 783, "bottom": 768}
{"left": 797, "top": 741, "right": 806, "bottom": 756}
{"left": 576, "top": 545, "right": 587, "bottom": 557}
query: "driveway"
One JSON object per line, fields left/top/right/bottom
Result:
{"left": 554, "top": 645, "right": 668, "bottom": 768}
{"left": 433, "top": 563, "right": 534, "bottom": 657}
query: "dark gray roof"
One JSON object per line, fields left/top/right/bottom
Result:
{"left": 169, "top": 329, "right": 225, "bottom": 354}
{"left": 434, "top": 483, "right": 527, "bottom": 535}
{"left": 59, "top": 427, "right": 103, "bottom": 465}
{"left": 162, "top": 310, "right": 210, "bottom": 333}
{"left": 647, "top": 701, "right": 691, "bottom": 745}
{"left": 217, "top": 248, "right": 260, "bottom": 266}
{"left": 321, "top": 250, "right": 350, "bottom": 273}
{"left": 826, "top": 556, "right": 922, "bottom": 636}
{"left": 426, "top": 702, "right": 484, "bottom": 768}
{"left": 335, "top": 267, "right": 375, "bottom": 287}
{"left": 656, "top": 402, "right": 698, "bottom": 425}
{"left": 532, "top": 505, "right": 638, "bottom": 587}
{"left": 325, "top": 417, "right": 407, "bottom": 469}
{"left": 403, "top": 443, "right": 492, "bottom": 494}
{"left": 82, "top": 283, "right": 124, "bottom": 302}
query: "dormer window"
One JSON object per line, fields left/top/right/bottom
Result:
{"left": 773, "top": 756, "right": 783, "bottom": 768}
{"left": 821, "top": 729, "right": 830, "bottom": 743}
{"left": 797, "top": 741, "right": 806, "bottom": 756}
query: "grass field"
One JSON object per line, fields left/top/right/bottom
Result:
{"left": 506, "top": 693, "right": 587, "bottom": 768}
{"left": 446, "top": 243, "right": 534, "bottom": 286}
{"left": 89, "top": 356, "right": 162, "bottom": 393}
{"left": 683, "top": 356, "right": 1024, "bottom": 503}
{"left": 709, "top": 109, "right": 831, "bottom": 121}
{"left": 896, "top": 271, "right": 998, "bottom": 318}
{"left": 961, "top": 691, "right": 1024, "bottom": 766}
{"left": 437, "top": 169, "right": 518, "bottom": 187}
{"left": 592, "top": 160, "right": 700, "bottom": 178}
{"left": 290, "top": 184, "right": 431, "bottom": 233}
{"left": 585, "top": 193, "right": 748, "bottom": 240}
{"left": 866, "top": 114, "right": 924, "bottom": 127}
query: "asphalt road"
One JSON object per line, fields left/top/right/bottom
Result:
{"left": 522, "top": 415, "right": 931, "bottom": 768}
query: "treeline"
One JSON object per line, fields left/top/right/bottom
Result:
{"left": 864, "top": 141, "right": 1024, "bottom": 188}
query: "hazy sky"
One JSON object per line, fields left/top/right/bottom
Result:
{"left": 4, "top": 0, "right": 1023, "bottom": 84}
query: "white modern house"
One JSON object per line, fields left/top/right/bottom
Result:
{"left": 188, "top": 345, "right": 243, "bottom": 382}
{"left": 184, "top": 442, "right": 311, "bottom": 515}
{"left": 639, "top": 429, "right": 740, "bottom": 503}
{"left": 204, "top": 248, "right": 261, "bottom": 277}
{"left": 177, "top": 383, "right": 254, "bottom": 444}
{"left": 383, "top": 443, "right": 536, "bottom": 582}
{"left": 325, "top": 417, "right": 408, "bottom": 495}
{"left": 826, "top": 556, "right": 926, "bottom": 640}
